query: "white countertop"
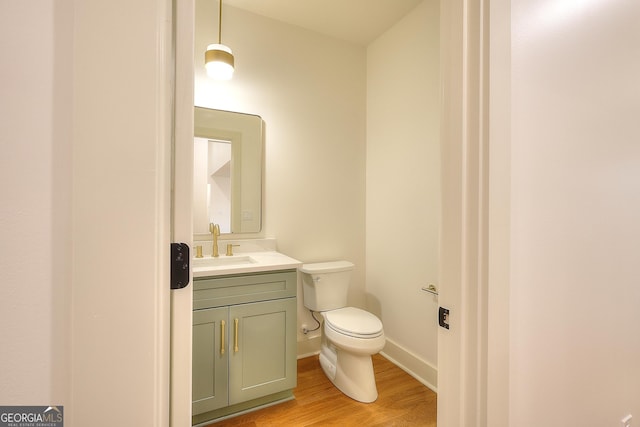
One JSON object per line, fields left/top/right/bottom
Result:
{"left": 192, "top": 250, "right": 302, "bottom": 278}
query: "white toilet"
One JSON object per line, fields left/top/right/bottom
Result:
{"left": 299, "top": 260, "right": 385, "bottom": 403}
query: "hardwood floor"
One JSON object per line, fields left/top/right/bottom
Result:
{"left": 208, "top": 354, "right": 437, "bottom": 426}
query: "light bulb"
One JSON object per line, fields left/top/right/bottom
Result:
{"left": 205, "top": 44, "right": 234, "bottom": 80}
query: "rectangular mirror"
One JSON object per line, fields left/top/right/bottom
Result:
{"left": 194, "top": 107, "right": 263, "bottom": 236}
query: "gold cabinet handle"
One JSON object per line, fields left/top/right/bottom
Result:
{"left": 234, "top": 318, "right": 239, "bottom": 353}
{"left": 220, "top": 320, "right": 226, "bottom": 355}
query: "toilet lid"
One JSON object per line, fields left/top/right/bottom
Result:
{"left": 325, "top": 307, "right": 383, "bottom": 338}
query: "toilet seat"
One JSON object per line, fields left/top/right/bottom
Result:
{"left": 325, "top": 307, "right": 383, "bottom": 339}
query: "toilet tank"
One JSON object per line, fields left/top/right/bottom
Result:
{"left": 299, "top": 261, "right": 354, "bottom": 311}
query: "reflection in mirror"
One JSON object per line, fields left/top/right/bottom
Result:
{"left": 194, "top": 107, "right": 263, "bottom": 236}
{"left": 194, "top": 137, "right": 232, "bottom": 232}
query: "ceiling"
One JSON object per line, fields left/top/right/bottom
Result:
{"left": 224, "top": 0, "right": 424, "bottom": 46}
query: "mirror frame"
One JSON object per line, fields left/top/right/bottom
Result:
{"left": 193, "top": 107, "right": 264, "bottom": 238}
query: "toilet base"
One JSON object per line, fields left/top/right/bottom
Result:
{"left": 319, "top": 342, "right": 379, "bottom": 403}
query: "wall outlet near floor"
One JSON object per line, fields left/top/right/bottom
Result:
{"left": 621, "top": 414, "right": 632, "bottom": 427}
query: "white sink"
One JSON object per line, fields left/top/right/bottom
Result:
{"left": 191, "top": 249, "right": 301, "bottom": 278}
{"left": 192, "top": 255, "right": 258, "bottom": 267}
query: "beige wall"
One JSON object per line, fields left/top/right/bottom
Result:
{"left": 506, "top": 0, "right": 640, "bottom": 425}
{"left": 0, "top": 0, "right": 73, "bottom": 407}
{"left": 366, "top": 0, "right": 440, "bottom": 383}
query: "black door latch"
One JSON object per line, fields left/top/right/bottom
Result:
{"left": 171, "top": 243, "right": 190, "bottom": 290}
{"left": 439, "top": 307, "right": 450, "bottom": 329}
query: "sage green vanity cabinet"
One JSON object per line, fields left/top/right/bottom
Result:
{"left": 192, "top": 270, "right": 297, "bottom": 425}
{"left": 192, "top": 307, "right": 228, "bottom": 414}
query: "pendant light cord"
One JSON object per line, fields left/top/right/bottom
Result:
{"left": 218, "top": 0, "right": 223, "bottom": 44}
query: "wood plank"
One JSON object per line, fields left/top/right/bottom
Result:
{"left": 206, "top": 354, "right": 437, "bottom": 426}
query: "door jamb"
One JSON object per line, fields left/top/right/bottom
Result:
{"left": 170, "top": 0, "right": 195, "bottom": 425}
{"left": 437, "top": 1, "right": 504, "bottom": 426}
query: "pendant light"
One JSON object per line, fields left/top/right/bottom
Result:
{"left": 205, "top": 0, "right": 234, "bottom": 80}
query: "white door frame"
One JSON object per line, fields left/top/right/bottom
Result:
{"left": 485, "top": 0, "right": 512, "bottom": 425}
{"left": 170, "top": 0, "right": 195, "bottom": 425}
{"left": 437, "top": 0, "right": 511, "bottom": 426}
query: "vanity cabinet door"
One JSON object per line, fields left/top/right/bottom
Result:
{"left": 228, "top": 297, "right": 297, "bottom": 405}
{"left": 192, "top": 307, "right": 229, "bottom": 415}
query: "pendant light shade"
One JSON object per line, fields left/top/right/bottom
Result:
{"left": 205, "top": 44, "right": 234, "bottom": 80}
{"left": 205, "top": 0, "right": 234, "bottom": 80}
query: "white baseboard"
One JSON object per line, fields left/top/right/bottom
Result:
{"left": 379, "top": 338, "right": 438, "bottom": 393}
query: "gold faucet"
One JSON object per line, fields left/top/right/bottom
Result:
{"left": 209, "top": 223, "right": 220, "bottom": 257}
